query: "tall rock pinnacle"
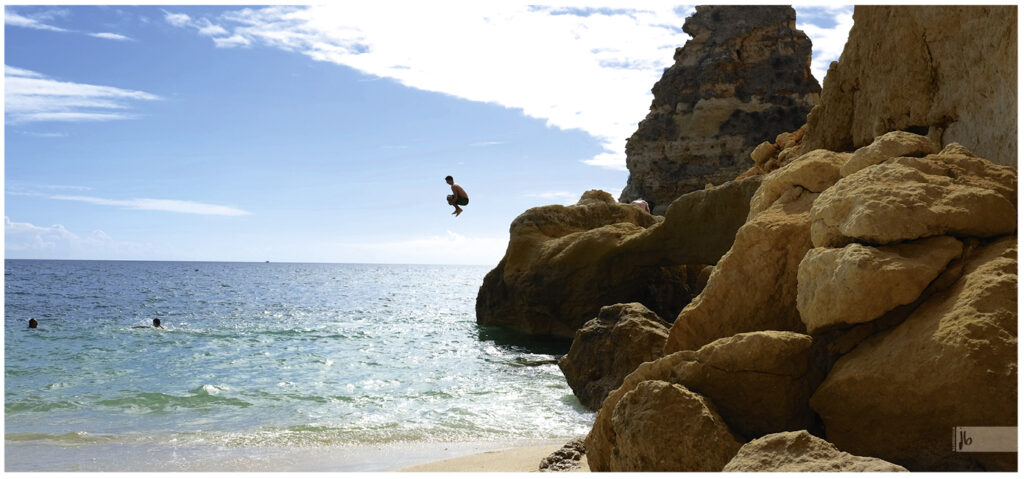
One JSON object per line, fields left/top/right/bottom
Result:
{"left": 619, "top": 5, "right": 820, "bottom": 214}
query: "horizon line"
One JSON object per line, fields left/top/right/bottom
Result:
{"left": 3, "top": 257, "right": 494, "bottom": 268}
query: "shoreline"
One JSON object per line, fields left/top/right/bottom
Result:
{"left": 397, "top": 440, "right": 589, "bottom": 472}
{"left": 5, "top": 437, "right": 585, "bottom": 472}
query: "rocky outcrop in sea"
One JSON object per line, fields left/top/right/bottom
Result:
{"left": 478, "top": 4, "right": 1017, "bottom": 472}
{"left": 618, "top": 5, "right": 820, "bottom": 214}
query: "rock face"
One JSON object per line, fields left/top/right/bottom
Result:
{"left": 477, "top": 179, "right": 760, "bottom": 338}
{"left": 614, "top": 176, "right": 763, "bottom": 268}
{"left": 671, "top": 331, "right": 824, "bottom": 440}
{"left": 558, "top": 303, "right": 671, "bottom": 410}
{"left": 479, "top": 5, "right": 1017, "bottom": 473}
{"left": 664, "top": 148, "right": 853, "bottom": 353}
{"left": 809, "top": 141, "right": 1018, "bottom": 248}
{"left": 839, "top": 130, "right": 940, "bottom": 177}
{"left": 539, "top": 437, "right": 587, "bottom": 472}
{"left": 665, "top": 175, "right": 816, "bottom": 353}
{"left": 589, "top": 131, "right": 1017, "bottom": 471}
{"left": 797, "top": 236, "right": 964, "bottom": 334}
{"left": 810, "top": 237, "right": 1018, "bottom": 471}
{"left": 586, "top": 330, "right": 823, "bottom": 471}
{"left": 607, "top": 381, "right": 741, "bottom": 471}
{"left": 475, "top": 190, "right": 689, "bottom": 337}
{"left": 801, "top": 6, "right": 1017, "bottom": 167}
{"left": 619, "top": 5, "right": 820, "bottom": 214}
{"left": 723, "top": 431, "right": 909, "bottom": 472}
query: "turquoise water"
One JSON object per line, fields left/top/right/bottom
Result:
{"left": 4, "top": 260, "right": 593, "bottom": 471}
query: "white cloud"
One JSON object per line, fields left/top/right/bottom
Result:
{"left": 317, "top": 230, "right": 507, "bottom": 265}
{"left": 196, "top": 18, "right": 229, "bottom": 37}
{"left": 4, "top": 217, "right": 157, "bottom": 260}
{"left": 90, "top": 32, "right": 133, "bottom": 41}
{"left": 17, "top": 131, "right": 68, "bottom": 138}
{"left": 583, "top": 150, "right": 628, "bottom": 171}
{"left": 4, "top": 9, "right": 72, "bottom": 32}
{"left": 164, "top": 5, "right": 850, "bottom": 171}
{"left": 526, "top": 191, "right": 577, "bottom": 205}
{"left": 5, "top": 65, "right": 45, "bottom": 78}
{"left": 5, "top": 65, "right": 161, "bottom": 124}
{"left": 48, "top": 195, "right": 251, "bottom": 216}
{"left": 163, "top": 4, "right": 697, "bottom": 171}
{"left": 526, "top": 185, "right": 623, "bottom": 205}
{"left": 796, "top": 6, "right": 855, "bottom": 85}
{"left": 4, "top": 217, "right": 79, "bottom": 253}
{"left": 162, "top": 10, "right": 192, "bottom": 28}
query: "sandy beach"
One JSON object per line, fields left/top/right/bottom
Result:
{"left": 398, "top": 441, "right": 589, "bottom": 472}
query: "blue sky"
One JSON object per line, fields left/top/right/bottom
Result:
{"left": 4, "top": 4, "right": 853, "bottom": 265}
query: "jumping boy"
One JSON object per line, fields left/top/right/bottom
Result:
{"left": 445, "top": 175, "right": 469, "bottom": 217}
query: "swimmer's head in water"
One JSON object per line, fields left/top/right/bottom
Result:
{"left": 28, "top": 318, "right": 38, "bottom": 329}
{"left": 153, "top": 318, "right": 161, "bottom": 327}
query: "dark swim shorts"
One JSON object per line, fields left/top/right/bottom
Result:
{"left": 455, "top": 196, "right": 469, "bottom": 206}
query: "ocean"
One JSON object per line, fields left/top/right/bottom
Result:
{"left": 4, "top": 260, "right": 594, "bottom": 471}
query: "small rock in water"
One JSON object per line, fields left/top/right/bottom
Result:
{"left": 539, "top": 436, "right": 587, "bottom": 472}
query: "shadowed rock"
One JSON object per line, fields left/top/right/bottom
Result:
{"left": 810, "top": 237, "right": 1018, "bottom": 471}
{"left": 587, "top": 331, "right": 824, "bottom": 471}
{"left": 477, "top": 178, "right": 761, "bottom": 339}
{"left": 723, "top": 431, "right": 909, "bottom": 472}
{"left": 558, "top": 303, "right": 671, "bottom": 411}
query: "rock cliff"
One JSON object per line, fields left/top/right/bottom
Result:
{"left": 476, "top": 5, "right": 1017, "bottom": 472}
{"left": 476, "top": 179, "right": 761, "bottom": 338}
{"left": 619, "top": 5, "right": 820, "bottom": 214}
{"left": 801, "top": 6, "right": 1017, "bottom": 167}
{"left": 558, "top": 303, "right": 671, "bottom": 410}
{"left": 589, "top": 136, "right": 1017, "bottom": 472}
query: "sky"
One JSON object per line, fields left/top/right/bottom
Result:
{"left": 4, "top": 3, "right": 854, "bottom": 265}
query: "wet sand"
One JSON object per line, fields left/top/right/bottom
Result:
{"left": 397, "top": 441, "right": 589, "bottom": 472}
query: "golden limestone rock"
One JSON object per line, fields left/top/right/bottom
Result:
{"left": 608, "top": 381, "right": 741, "bottom": 471}
{"left": 809, "top": 144, "right": 1017, "bottom": 248}
{"left": 558, "top": 303, "right": 671, "bottom": 411}
{"left": 587, "top": 331, "right": 822, "bottom": 471}
{"left": 477, "top": 178, "right": 762, "bottom": 338}
{"left": 723, "top": 431, "right": 909, "bottom": 472}
{"left": 801, "top": 6, "right": 1017, "bottom": 167}
{"left": 796, "top": 236, "right": 963, "bottom": 335}
{"left": 810, "top": 237, "right": 1017, "bottom": 471}
{"left": 665, "top": 186, "right": 815, "bottom": 354}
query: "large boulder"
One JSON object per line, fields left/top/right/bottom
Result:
{"left": 664, "top": 148, "right": 854, "bottom": 353}
{"left": 747, "top": 149, "right": 848, "bottom": 219}
{"left": 614, "top": 175, "right": 763, "bottom": 268}
{"left": 619, "top": 5, "right": 820, "bottom": 213}
{"left": 723, "top": 431, "right": 909, "bottom": 472}
{"left": 839, "top": 130, "right": 941, "bottom": 177}
{"left": 558, "top": 303, "right": 671, "bottom": 411}
{"left": 477, "top": 178, "right": 762, "bottom": 338}
{"left": 797, "top": 236, "right": 964, "bottom": 334}
{"left": 664, "top": 186, "right": 815, "bottom": 353}
{"left": 810, "top": 236, "right": 1018, "bottom": 471}
{"left": 475, "top": 190, "right": 692, "bottom": 337}
{"left": 671, "top": 331, "right": 824, "bottom": 440}
{"left": 809, "top": 144, "right": 1018, "bottom": 248}
{"left": 586, "top": 331, "right": 823, "bottom": 470}
{"left": 801, "top": 6, "right": 1017, "bottom": 168}
{"left": 607, "top": 381, "right": 742, "bottom": 471}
